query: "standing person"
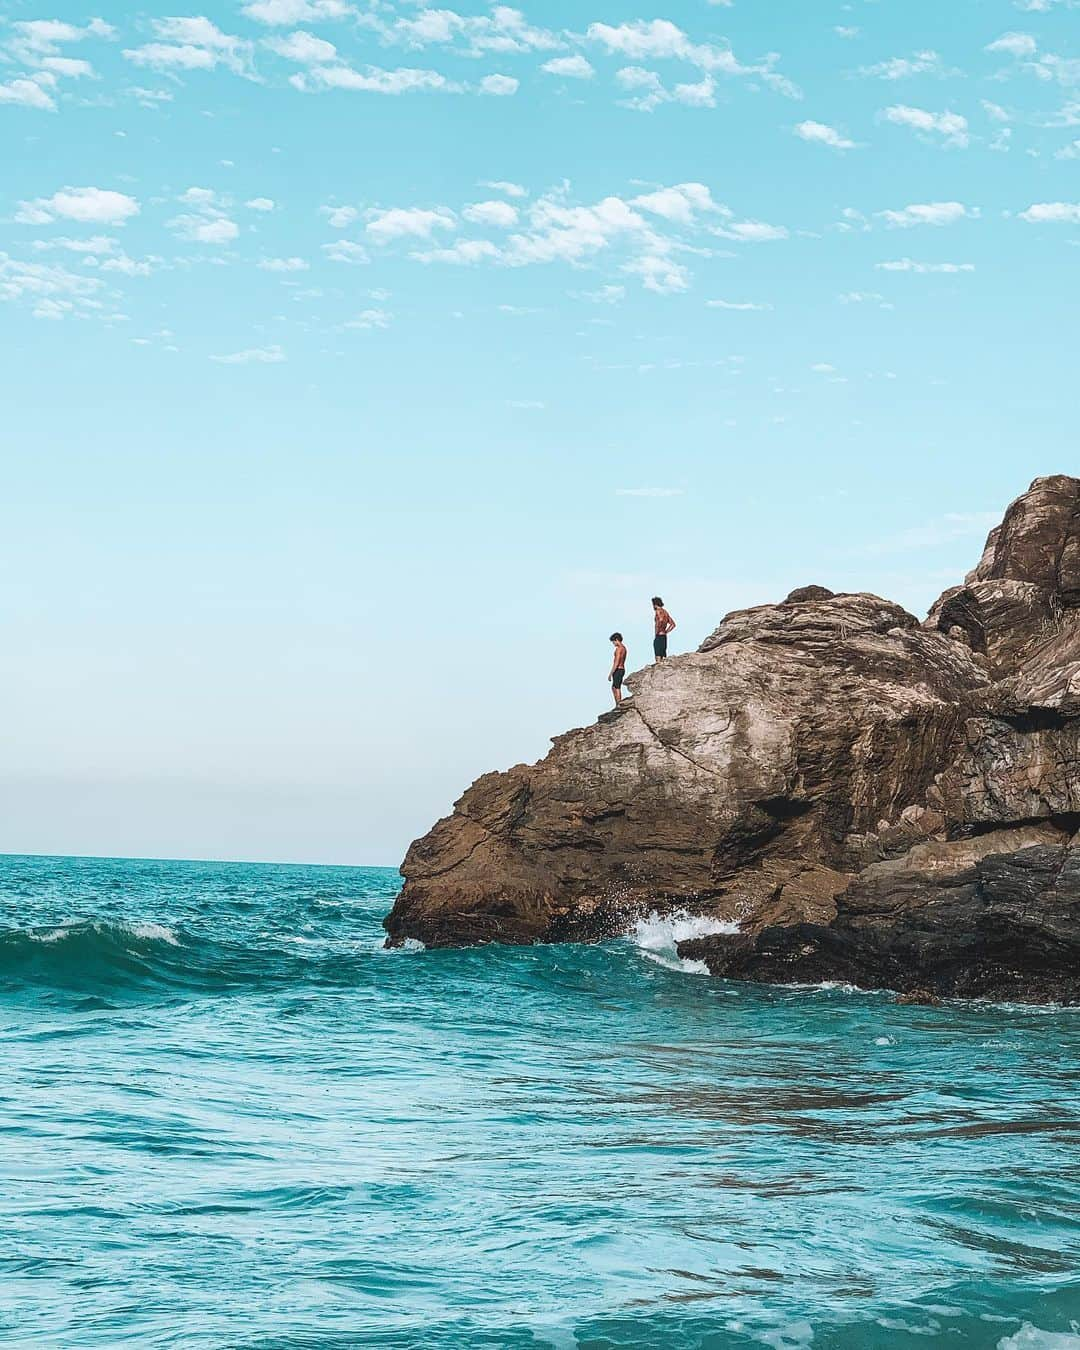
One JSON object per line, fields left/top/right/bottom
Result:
{"left": 652, "top": 596, "right": 676, "bottom": 662}
{"left": 608, "top": 632, "right": 627, "bottom": 707}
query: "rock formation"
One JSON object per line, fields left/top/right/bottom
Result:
{"left": 385, "top": 476, "right": 1080, "bottom": 1003}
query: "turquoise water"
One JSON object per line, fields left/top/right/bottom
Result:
{"left": 1, "top": 855, "right": 1078, "bottom": 1349}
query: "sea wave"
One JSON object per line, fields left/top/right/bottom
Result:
{"left": 0, "top": 911, "right": 426, "bottom": 997}
{"left": 998, "top": 1326, "right": 1080, "bottom": 1350}
{"left": 629, "top": 908, "right": 739, "bottom": 975}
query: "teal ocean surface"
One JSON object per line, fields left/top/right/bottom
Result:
{"left": 2, "top": 854, "right": 1078, "bottom": 1349}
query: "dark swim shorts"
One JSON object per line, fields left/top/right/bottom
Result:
{"left": 611, "top": 667, "right": 625, "bottom": 689}
{"left": 653, "top": 634, "right": 668, "bottom": 658}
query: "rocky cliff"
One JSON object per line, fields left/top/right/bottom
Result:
{"left": 385, "top": 475, "right": 1080, "bottom": 1003}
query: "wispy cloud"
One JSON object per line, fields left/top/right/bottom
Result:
{"left": 211, "top": 344, "right": 286, "bottom": 364}
{"left": 794, "top": 120, "right": 857, "bottom": 149}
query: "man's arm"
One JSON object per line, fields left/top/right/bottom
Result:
{"left": 663, "top": 610, "right": 676, "bottom": 634}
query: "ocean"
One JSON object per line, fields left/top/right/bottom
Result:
{"left": 1, "top": 853, "right": 1077, "bottom": 1349}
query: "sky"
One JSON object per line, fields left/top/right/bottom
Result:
{"left": 1, "top": 0, "right": 1078, "bottom": 866}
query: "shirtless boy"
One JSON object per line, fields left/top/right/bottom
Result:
{"left": 652, "top": 597, "right": 676, "bottom": 661}
{"left": 608, "top": 632, "right": 627, "bottom": 706}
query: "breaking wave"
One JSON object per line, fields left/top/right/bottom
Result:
{"left": 629, "top": 908, "right": 740, "bottom": 974}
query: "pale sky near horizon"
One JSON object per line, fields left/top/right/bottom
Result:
{"left": 1, "top": 0, "right": 1078, "bottom": 866}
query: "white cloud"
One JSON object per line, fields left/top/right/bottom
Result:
{"left": 10, "top": 18, "right": 114, "bottom": 49}
{"left": 411, "top": 239, "right": 501, "bottom": 264}
{"left": 622, "top": 253, "right": 689, "bottom": 293}
{"left": 879, "top": 202, "right": 978, "bottom": 227}
{"left": 585, "top": 18, "right": 797, "bottom": 95}
{"left": 615, "top": 487, "right": 685, "bottom": 497}
{"left": 672, "top": 75, "right": 716, "bottom": 107}
{"left": 40, "top": 57, "right": 95, "bottom": 78}
{"left": 241, "top": 0, "right": 351, "bottom": 25}
{"left": 1019, "top": 201, "right": 1080, "bottom": 222}
{"left": 1056, "top": 139, "right": 1080, "bottom": 159}
{"left": 0, "top": 251, "right": 106, "bottom": 319}
{"left": 246, "top": 197, "right": 276, "bottom": 212}
{"left": 322, "top": 239, "right": 370, "bottom": 263}
{"left": 392, "top": 10, "right": 465, "bottom": 46}
{"left": 479, "top": 73, "right": 518, "bottom": 95}
{"left": 631, "top": 182, "right": 719, "bottom": 223}
{"left": 811, "top": 362, "right": 836, "bottom": 373}
{"left": 395, "top": 183, "right": 781, "bottom": 292}
{"left": 982, "top": 100, "right": 1011, "bottom": 122}
{"left": 838, "top": 291, "right": 884, "bottom": 304}
{"left": 293, "top": 65, "right": 456, "bottom": 94}
{"left": 462, "top": 200, "right": 519, "bottom": 227}
{"left": 123, "top": 44, "right": 217, "bottom": 70}
{"left": 6, "top": 18, "right": 113, "bottom": 85}
{"left": 876, "top": 258, "right": 975, "bottom": 272}
{"left": 32, "top": 234, "right": 115, "bottom": 254}
{"left": 615, "top": 64, "right": 666, "bottom": 111}
{"left": 577, "top": 284, "right": 625, "bottom": 303}
{"left": 386, "top": 7, "right": 560, "bottom": 57}
{"left": 613, "top": 64, "right": 718, "bottom": 111}
{"left": 0, "top": 76, "right": 57, "bottom": 111}
{"left": 212, "top": 344, "right": 287, "bottom": 363}
{"left": 794, "top": 120, "right": 856, "bottom": 149}
{"left": 264, "top": 30, "right": 338, "bottom": 63}
{"left": 480, "top": 180, "right": 527, "bottom": 198}
{"left": 882, "top": 105, "right": 969, "bottom": 147}
{"left": 366, "top": 206, "right": 457, "bottom": 241}
{"left": 100, "top": 253, "right": 159, "bottom": 276}
{"left": 171, "top": 215, "right": 240, "bottom": 244}
{"left": 706, "top": 298, "right": 771, "bottom": 310}
{"left": 859, "top": 50, "right": 946, "bottom": 79}
{"left": 129, "top": 85, "right": 174, "bottom": 107}
{"left": 167, "top": 186, "right": 239, "bottom": 245}
{"left": 16, "top": 186, "right": 139, "bottom": 226}
{"left": 835, "top": 26, "right": 860, "bottom": 39}
{"left": 258, "top": 256, "right": 309, "bottom": 271}
{"left": 123, "top": 17, "right": 252, "bottom": 76}
{"left": 714, "top": 219, "right": 788, "bottom": 242}
{"left": 986, "top": 32, "right": 1038, "bottom": 57}
{"left": 320, "top": 204, "right": 358, "bottom": 228}
{"left": 343, "top": 308, "right": 391, "bottom": 328}
{"left": 542, "top": 55, "right": 595, "bottom": 79}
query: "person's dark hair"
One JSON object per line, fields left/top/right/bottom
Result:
{"left": 609, "top": 632, "right": 623, "bottom": 643}
{"left": 651, "top": 596, "right": 663, "bottom": 607}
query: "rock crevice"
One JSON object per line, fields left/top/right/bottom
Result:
{"left": 385, "top": 476, "right": 1080, "bottom": 1003}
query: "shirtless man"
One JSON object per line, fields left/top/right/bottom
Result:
{"left": 608, "top": 632, "right": 627, "bottom": 706}
{"left": 652, "top": 596, "right": 676, "bottom": 662}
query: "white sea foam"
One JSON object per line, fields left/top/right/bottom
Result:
{"left": 33, "top": 922, "right": 79, "bottom": 944}
{"left": 997, "top": 1325, "right": 1080, "bottom": 1350}
{"left": 630, "top": 909, "right": 739, "bottom": 975}
{"left": 129, "top": 922, "right": 180, "bottom": 946}
{"left": 30, "top": 920, "right": 180, "bottom": 946}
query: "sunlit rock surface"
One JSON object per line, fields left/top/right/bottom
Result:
{"left": 385, "top": 476, "right": 1080, "bottom": 1002}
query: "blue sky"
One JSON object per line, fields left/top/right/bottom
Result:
{"left": 1, "top": 0, "right": 1078, "bottom": 865}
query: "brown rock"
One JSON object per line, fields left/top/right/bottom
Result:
{"left": 384, "top": 476, "right": 1080, "bottom": 1003}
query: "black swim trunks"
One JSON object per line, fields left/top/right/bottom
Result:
{"left": 611, "top": 667, "right": 625, "bottom": 689}
{"left": 653, "top": 634, "right": 668, "bottom": 659}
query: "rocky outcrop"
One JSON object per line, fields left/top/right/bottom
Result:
{"left": 385, "top": 476, "right": 1080, "bottom": 1003}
